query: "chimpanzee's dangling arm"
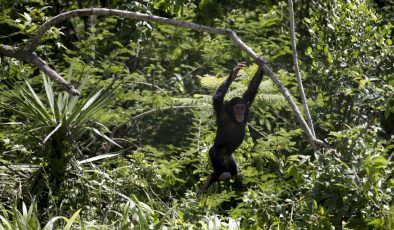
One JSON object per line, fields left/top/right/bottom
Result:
{"left": 213, "top": 62, "right": 246, "bottom": 115}
{"left": 242, "top": 61, "right": 265, "bottom": 107}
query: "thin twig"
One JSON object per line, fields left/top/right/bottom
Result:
{"left": 197, "top": 117, "right": 202, "bottom": 152}
{"left": 130, "top": 105, "right": 196, "bottom": 120}
{"left": 111, "top": 105, "right": 196, "bottom": 137}
{"left": 127, "top": 81, "right": 165, "bottom": 92}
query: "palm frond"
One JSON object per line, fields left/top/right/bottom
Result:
{"left": 1, "top": 72, "right": 120, "bottom": 143}
{"left": 6, "top": 81, "right": 52, "bottom": 125}
{"left": 43, "top": 73, "right": 55, "bottom": 118}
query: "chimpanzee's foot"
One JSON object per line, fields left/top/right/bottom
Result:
{"left": 218, "top": 172, "right": 231, "bottom": 181}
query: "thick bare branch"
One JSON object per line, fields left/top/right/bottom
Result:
{"left": 28, "top": 53, "right": 80, "bottom": 95}
{"left": 262, "top": 64, "right": 328, "bottom": 149}
{"left": 0, "top": 7, "right": 327, "bottom": 148}
{"left": 0, "top": 45, "right": 79, "bottom": 95}
{"left": 27, "top": 8, "right": 260, "bottom": 59}
{"left": 26, "top": 8, "right": 231, "bottom": 52}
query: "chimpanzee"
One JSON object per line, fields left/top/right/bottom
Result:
{"left": 201, "top": 59, "right": 265, "bottom": 191}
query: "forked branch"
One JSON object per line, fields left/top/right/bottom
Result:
{"left": 0, "top": 8, "right": 328, "bottom": 148}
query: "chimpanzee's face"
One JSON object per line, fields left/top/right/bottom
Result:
{"left": 232, "top": 103, "right": 246, "bottom": 123}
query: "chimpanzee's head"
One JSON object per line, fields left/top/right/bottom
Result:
{"left": 228, "top": 97, "right": 247, "bottom": 123}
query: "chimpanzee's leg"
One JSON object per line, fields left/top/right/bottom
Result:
{"left": 217, "top": 154, "right": 237, "bottom": 181}
{"left": 228, "top": 154, "right": 238, "bottom": 177}
{"left": 218, "top": 172, "right": 231, "bottom": 180}
{"left": 210, "top": 146, "right": 233, "bottom": 181}
{"left": 201, "top": 146, "right": 228, "bottom": 191}
{"left": 201, "top": 172, "right": 218, "bottom": 191}
{"left": 209, "top": 146, "right": 226, "bottom": 176}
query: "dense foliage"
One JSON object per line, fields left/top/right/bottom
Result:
{"left": 0, "top": 0, "right": 393, "bottom": 229}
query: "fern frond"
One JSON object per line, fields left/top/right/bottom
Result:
{"left": 257, "top": 94, "right": 287, "bottom": 107}
{"left": 199, "top": 75, "right": 222, "bottom": 90}
{"left": 173, "top": 96, "right": 211, "bottom": 108}
{"left": 255, "top": 151, "right": 278, "bottom": 162}
{"left": 258, "top": 80, "right": 276, "bottom": 94}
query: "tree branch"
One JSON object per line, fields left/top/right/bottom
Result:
{"left": 0, "top": 45, "right": 80, "bottom": 95}
{"left": 25, "top": 8, "right": 231, "bottom": 52}
{"left": 262, "top": 63, "right": 327, "bottom": 149}
{"left": 0, "top": 7, "right": 328, "bottom": 148}
{"left": 288, "top": 0, "right": 316, "bottom": 137}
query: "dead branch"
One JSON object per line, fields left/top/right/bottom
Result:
{"left": 0, "top": 45, "right": 79, "bottom": 95}
{"left": 0, "top": 8, "right": 328, "bottom": 149}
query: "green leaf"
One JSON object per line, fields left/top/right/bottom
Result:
{"left": 44, "top": 216, "right": 66, "bottom": 229}
{"left": 200, "top": 75, "right": 221, "bottom": 90}
{"left": 43, "top": 74, "right": 55, "bottom": 119}
{"left": 21, "top": 12, "right": 32, "bottom": 23}
{"left": 327, "top": 54, "right": 333, "bottom": 64}
{"left": 63, "top": 209, "right": 81, "bottom": 230}
{"left": 81, "top": 89, "right": 103, "bottom": 111}
{"left": 78, "top": 153, "right": 120, "bottom": 164}
{"left": 25, "top": 80, "right": 53, "bottom": 122}
{"left": 327, "top": 23, "right": 335, "bottom": 30}
{"left": 370, "top": 156, "right": 388, "bottom": 169}
{"left": 306, "top": 47, "right": 312, "bottom": 55}
{"left": 42, "top": 122, "right": 62, "bottom": 144}
{"left": 359, "top": 79, "right": 367, "bottom": 89}
{"left": 92, "top": 128, "right": 122, "bottom": 148}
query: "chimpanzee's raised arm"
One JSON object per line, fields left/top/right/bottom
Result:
{"left": 242, "top": 62, "right": 265, "bottom": 107}
{"left": 212, "top": 62, "right": 246, "bottom": 116}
